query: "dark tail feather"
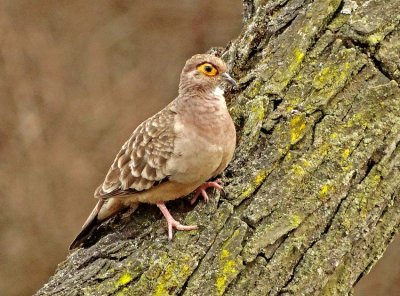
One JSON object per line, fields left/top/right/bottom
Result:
{"left": 69, "top": 199, "right": 104, "bottom": 250}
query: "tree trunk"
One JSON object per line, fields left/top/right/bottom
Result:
{"left": 36, "top": 0, "right": 400, "bottom": 295}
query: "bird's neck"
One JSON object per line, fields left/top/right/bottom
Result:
{"left": 173, "top": 85, "right": 233, "bottom": 142}
{"left": 178, "top": 85, "right": 227, "bottom": 113}
{"left": 175, "top": 85, "right": 230, "bottom": 133}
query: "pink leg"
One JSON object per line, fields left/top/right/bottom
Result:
{"left": 190, "top": 179, "right": 223, "bottom": 205}
{"left": 157, "top": 203, "right": 197, "bottom": 240}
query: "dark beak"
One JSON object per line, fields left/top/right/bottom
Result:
{"left": 222, "top": 72, "right": 237, "bottom": 87}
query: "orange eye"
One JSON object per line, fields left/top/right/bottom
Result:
{"left": 197, "top": 63, "right": 218, "bottom": 76}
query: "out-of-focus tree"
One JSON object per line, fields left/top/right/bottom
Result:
{"left": 0, "top": 1, "right": 241, "bottom": 295}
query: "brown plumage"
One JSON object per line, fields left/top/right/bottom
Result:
{"left": 70, "top": 54, "right": 237, "bottom": 249}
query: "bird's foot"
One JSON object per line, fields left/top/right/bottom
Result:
{"left": 157, "top": 203, "right": 197, "bottom": 240}
{"left": 190, "top": 179, "right": 223, "bottom": 205}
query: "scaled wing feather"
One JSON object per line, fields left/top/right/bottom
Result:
{"left": 95, "top": 107, "right": 176, "bottom": 198}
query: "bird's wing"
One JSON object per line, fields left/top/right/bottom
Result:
{"left": 95, "top": 106, "right": 177, "bottom": 198}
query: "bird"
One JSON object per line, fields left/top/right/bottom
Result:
{"left": 70, "top": 54, "right": 237, "bottom": 249}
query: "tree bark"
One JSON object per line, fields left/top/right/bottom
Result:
{"left": 37, "top": 0, "right": 400, "bottom": 295}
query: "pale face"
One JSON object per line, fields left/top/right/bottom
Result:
{"left": 179, "top": 54, "right": 235, "bottom": 92}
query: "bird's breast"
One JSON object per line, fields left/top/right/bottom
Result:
{"left": 166, "top": 114, "right": 235, "bottom": 184}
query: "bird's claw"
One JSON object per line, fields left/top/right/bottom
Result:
{"left": 157, "top": 202, "right": 197, "bottom": 240}
{"left": 190, "top": 180, "right": 224, "bottom": 205}
{"left": 168, "top": 220, "right": 198, "bottom": 240}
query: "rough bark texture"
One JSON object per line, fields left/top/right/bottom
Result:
{"left": 37, "top": 0, "right": 400, "bottom": 295}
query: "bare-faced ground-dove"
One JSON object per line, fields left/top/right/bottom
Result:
{"left": 70, "top": 54, "right": 237, "bottom": 249}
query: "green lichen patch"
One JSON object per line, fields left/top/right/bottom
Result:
{"left": 237, "top": 169, "right": 268, "bottom": 203}
{"left": 116, "top": 272, "right": 133, "bottom": 286}
{"left": 152, "top": 254, "right": 193, "bottom": 296}
{"left": 244, "top": 78, "right": 264, "bottom": 99}
{"left": 183, "top": 218, "right": 247, "bottom": 296}
{"left": 280, "top": 81, "right": 400, "bottom": 292}
{"left": 124, "top": 202, "right": 233, "bottom": 295}
{"left": 243, "top": 140, "right": 330, "bottom": 227}
{"left": 319, "top": 183, "right": 335, "bottom": 200}
{"left": 242, "top": 66, "right": 400, "bottom": 266}
{"left": 286, "top": 45, "right": 366, "bottom": 115}
{"left": 289, "top": 114, "right": 307, "bottom": 144}
{"left": 257, "top": 0, "right": 342, "bottom": 93}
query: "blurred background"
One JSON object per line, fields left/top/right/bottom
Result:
{"left": 0, "top": 1, "right": 398, "bottom": 295}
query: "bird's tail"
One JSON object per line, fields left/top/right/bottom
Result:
{"left": 69, "top": 199, "right": 104, "bottom": 249}
{"left": 69, "top": 198, "right": 129, "bottom": 250}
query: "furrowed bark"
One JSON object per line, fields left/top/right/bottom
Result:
{"left": 37, "top": 0, "right": 400, "bottom": 295}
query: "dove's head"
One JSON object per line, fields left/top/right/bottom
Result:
{"left": 179, "top": 54, "right": 236, "bottom": 94}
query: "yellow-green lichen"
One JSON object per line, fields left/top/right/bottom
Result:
{"left": 281, "top": 47, "right": 305, "bottom": 79}
{"left": 285, "top": 151, "right": 292, "bottom": 161}
{"left": 292, "top": 164, "right": 306, "bottom": 176}
{"left": 294, "top": 48, "right": 305, "bottom": 64}
{"left": 241, "top": 188, "right": 253, "bottom": 199}
{"left": 313, "top": 65, "right": 348, "bottom": 90}
{"left": 253, "top": 104, "right": 265, "bottom": 121}
{"left": 267, "top": 47, "right": 306, "bottom": 90}
{"left": 245, "top": 79, "right": 263, "bottom": 98}
{"left": 341, "top": 217, "right": 351, "bottom": 230}
{"left": 290, "top": 214, "right": 303, "bottom": 228}
{"left": 319, "top": 184, "right": 333, "bottom": 200}
{"left": 342, "top": 148, "right": 351, "bottom": 160}
{"left": 290, "top": 115, "right": 307, "bottom": 144}
{"left": 116, "top": 287, "right": 130, "bottom": 296}
{"left": 318, "top": 143, "right": 330, "bottom": 157}
{"left": 240, "top": 170, "right": 267, "bottom": 199}
{"left": 216, "top": 258, "right": 237, "bottom": 296}
{"left": 346, "top": 112, "right": 369, "bottom": 128}
{"left": 215, "top": 229, "right": 242, "bottom": 295}
{"left": 254, "top": 170, "right": 267, "bottom": 185}
{"left": 366, "top": 23, "right": 396, "bottom": 46}
{"left": 115, "top": 272, "right": 133, "bottom": 287}
{"left": 367, "top": 32, "right": 385, "bottom": 45}
{"left": 369, "top": 174, "right": 382, "bottom": 187}
{"left": 311, "top": 51, "right": 357, "bottom": 95}
{"left": 153, "top": 255, "right": 192, "bottom": 296}
{"left": 328, "top": 14, "right": 349, "bottom": 30}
